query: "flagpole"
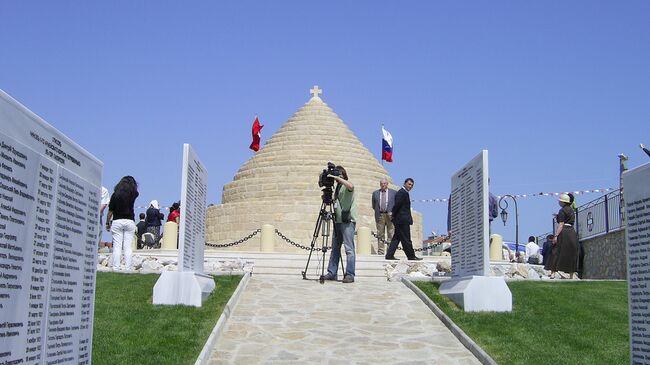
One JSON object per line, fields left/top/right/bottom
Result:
{"left": 381, "top": 123, "right": 384, "bottom": 167}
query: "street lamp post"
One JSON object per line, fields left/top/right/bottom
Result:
{"left": 498, "top": 195, "right": 519, "bottom": 259}
{"left": 618, "top": 153, "right": 628, "bottom": 225}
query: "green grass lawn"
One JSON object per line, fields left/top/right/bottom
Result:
{"left": 415, "top": 281, "right": 629, "bottom": 365}
{"left": 92, "top": 273, "right": 242, "bottom": 365}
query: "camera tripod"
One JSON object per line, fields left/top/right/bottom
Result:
{"left": 302, "top": 200, "right": 344, "bottom": 284}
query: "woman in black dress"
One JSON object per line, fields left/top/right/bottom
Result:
{"left": 548, "top": 193, "right": 579, "bottom": 279}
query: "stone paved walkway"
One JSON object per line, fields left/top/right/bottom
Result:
{"left": 208, "top": 276, "right": 482, "bottom": 365}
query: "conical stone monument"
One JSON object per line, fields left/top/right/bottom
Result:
{"left": 205, "top": 86, "right": 423, "bottom": 252}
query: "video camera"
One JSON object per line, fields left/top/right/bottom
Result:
{"left": 318, "top": 162, "right": 341, "bottom": 188}
{"left": 318, "top": 162, "right": 341, "bottom": 204}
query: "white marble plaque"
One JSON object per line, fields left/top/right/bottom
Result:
{"left": 178, "top": 144, "right": 208, "bottom": 273}
{"left": 442, "top": 150, "right": 510, "bottom": 312}
{"left": 0, "top": 90, "right": 101, "bottom": 365}
{"left": 449, "top": 150, "right": 489, "bottom": 277}
{"left": 623, "top": 163, "right": 650, "bottom": 365}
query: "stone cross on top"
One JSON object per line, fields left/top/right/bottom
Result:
{"left": 310, "top": 85, "right": 322, "bottom": 99}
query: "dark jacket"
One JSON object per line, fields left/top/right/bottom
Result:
{"left": 391, "top": 187, "right": 413, "bottom": 225}
{"left": 146, "top": 207, "right": 164, "bottom": 227}
{"left": 541, "top": 239, "right": 553, "bottom": 266}
{"left": 136, "top": 220, "right": 147, "bottom": 243}
{"left": 489, "top": 193, "right": 498, "bottom": 222}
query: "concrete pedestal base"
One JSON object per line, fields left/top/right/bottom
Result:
{"left": 153, "top": 271, "right": 215, "bottom": 307}
{"left": 439, "top": 276, "right": 512, "bottom": 312}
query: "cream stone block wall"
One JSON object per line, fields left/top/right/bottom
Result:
{"left": 205, "top": 201, "right": 423, "bottom": 253}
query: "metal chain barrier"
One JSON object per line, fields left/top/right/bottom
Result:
{"left": 205, "top": 229, "right": 261, "bottom": 248}
{"left": 204, "top": 228, "right": 442, "bottom": 252}
{"left": 371, "top": 231, "right": 444, "bottom": 252}
{"left": 275, "top": 229, "right": 330, "bottom": 252}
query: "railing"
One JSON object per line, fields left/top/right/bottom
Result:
{"left": 575, "top": 189, "right": 623, "bottom": 239}
{"left": 536, "top": 232, "right": 553, "bottom": 245}
{"left": 546, "top": 189, "right": 624, "bottom": 241}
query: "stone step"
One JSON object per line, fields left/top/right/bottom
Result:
{"left": 133, "top": 250, "right": 448, "bottom": 278}
{"left": 252, "top": 266, "right": 388, "bottom": 277}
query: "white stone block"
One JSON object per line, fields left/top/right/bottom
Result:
{"left": 153, "top": 271, "right": 215, "bottom": 307}
{"left": 132, "top": 256, "right": 144, "bottom": 270}
{"left": 439, "top": 276, "right": 512, "bottom": 312}
{"left": 141, "top": 258, "right": 163, "bottom": 272}
{"left": 528, "top": 268, "right": 541, "bottom": 280}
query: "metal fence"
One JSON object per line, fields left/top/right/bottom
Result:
{"left": 536, "top": 232, "right": 553, "bottom": 245}
{"left": 544, "top": 189, "right": 624, "bottom": 241}
{"left": 575, "top": 189, "right": 623, "bottom": 239}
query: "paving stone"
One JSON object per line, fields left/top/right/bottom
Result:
{"left": 210, "top": 276, "right": 481, "bottom": 364}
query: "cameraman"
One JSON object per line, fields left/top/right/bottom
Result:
{"left": 323, "top": 165, "right": 357, "bottom": 283}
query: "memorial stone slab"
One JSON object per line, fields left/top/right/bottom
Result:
{"left": 178, "top": 143, "right": 208, "bottom": 273}
{"left": 153, "top": 144, "right": 214, "bottom": 307}
{"left": 623, "top": 163, "right": 650, "bottom": 365}
{"left": 439, "top": 150, "right": 511, "bottom": 312}
{"left": 449, "top": 150, "right": 489, "bottom": 277}
{"left": 0, "top": 90, "right": 102, "bottom": 365}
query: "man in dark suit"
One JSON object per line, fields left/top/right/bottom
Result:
{"left": 385, "top": 178, "right": 422, "bottom": 261}
{"left": 371, "top": 179, "right": 396, "bottom": 255}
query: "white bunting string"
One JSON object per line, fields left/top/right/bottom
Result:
{"left": 412, "top": 187, "right": 615, "bottom": 203}
{"left": 136, "top": 206, "right": 171, "bottom": 210}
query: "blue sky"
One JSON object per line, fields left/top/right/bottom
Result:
{"left": 1, "top": 1, "right": 649, "bottom": 244}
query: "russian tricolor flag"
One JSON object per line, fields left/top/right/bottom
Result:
{"left": 382, "top": 126, "right": 393, "bottom": 162}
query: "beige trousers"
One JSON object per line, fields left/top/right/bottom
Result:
{"left": 375, "top": 213, "right": 394, "bottom": 255}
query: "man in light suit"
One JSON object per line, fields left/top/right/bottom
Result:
{"left": 372, "top": 179, "right": 396, "bottom": 255}
{"left": 385, "top": 178, "right": 422, "bottom": 261}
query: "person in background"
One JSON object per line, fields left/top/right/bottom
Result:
{"left": 502, "top": 243, "right": 514, "bottom": 262}
{"left": 145, "top": 200, "right": 164, "bottom": 247}
{"left": 568, "top": 192, "right": 585, "bottom": 276}
{"left": 167, "top": 201, "right": 181, "bottom": 249}
{"left": 548, "top": 193, "right": 579, "bottom": 279}
{"left": 541, "top": 234, "right": 554, "bottom": 267}
{"left": 168, "top": 202, "right": 180, "bottom": 224}
{"left": 106, "top": 176, "right": 138, "bottom": 271}
{"left": 385, "top": 178, "right": 422, "bottom": 261}
{"left": 371, "top": 179, "right": 396, "bottom": 255}
{"left": 489, "top": 192, "right": 498, "bottom": 228}
{"left": 100, "top": 186, "right": 110, "bottom": 226}
{"left": 98, "top": 186, "right": 110, "bottom": 247}
{"left": 568, "top": 192, "right": 577, "bottom": 210}
{"left": 640, "top": 143, "right": 650, "bottom": 158}
{"left": 135, "top": 213, "right": 146, "bottom": 249}
{"left": 525, "top": 236, "right": 541, "bottom": 265}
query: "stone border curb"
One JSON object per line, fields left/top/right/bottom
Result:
{"left": 401, "top": 278, "right": 498, "bottom": 365}
{"left": 194, "top": 272, "right": 251, "bottom": 365}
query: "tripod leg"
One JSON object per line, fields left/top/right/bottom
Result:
{"left": 302, "top": 202, "right": 326, "bottom": 279}
{"left": 320, "top": 212, "right": 332, "bottom": 284}
{"left": 320, "top": 203, "right": 336, "bottom": 283}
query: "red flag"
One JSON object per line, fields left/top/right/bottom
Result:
{"left": 249, "top": 117, "right": 263, "bottom": 152}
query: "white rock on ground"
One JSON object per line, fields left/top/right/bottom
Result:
{"left": 436, "top": 261, "right": 451, "bottom": 273}
{"left": 94, "top": 252, "right": 579, "bottom": 281}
